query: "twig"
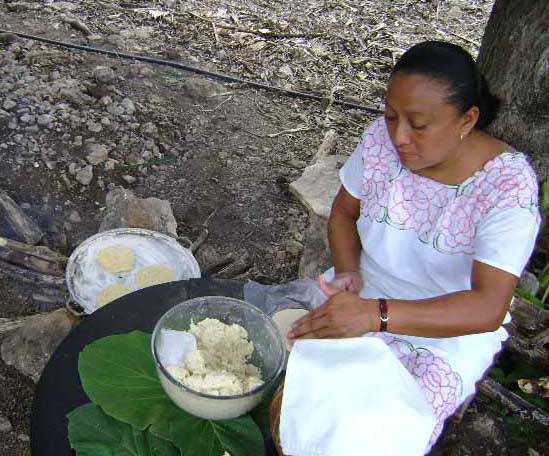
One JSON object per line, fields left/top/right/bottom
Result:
{"left": 267, "top": 126, "right": 314, "bottom": 138}
{"left": 438, "top": 28, "right": 480, "bottom": 47}
{"left": 0, "top": 191, "right": 44, "bottom": 245}
{"left": 478, "top": 378, "right": 549, "bottom": 426}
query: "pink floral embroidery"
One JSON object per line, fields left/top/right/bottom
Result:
{"left": 372, "top": 333, "right": 462, "bottom": 448}
{"left": 359, "top": 118, "right": 540, "bottom": 254}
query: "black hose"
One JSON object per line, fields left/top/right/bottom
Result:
{"left": 0, "top": 29, "right": 383, "bottom": 114}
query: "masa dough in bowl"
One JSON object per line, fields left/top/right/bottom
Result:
{"left": 136, "top": 265, "right": 177, "bottom": 289}
{"left": 96, "top": 245, "right": 136, "bottom": 273}
{"left": 97, "top": 283, "right": 132, "bottom": 307}
{"left": 166, "top": 318, "right": 264, "bottom": 396}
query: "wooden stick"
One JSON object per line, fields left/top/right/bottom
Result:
{"left": 478, "top": 378, "right": 549, "bottom": 426}
{"left": 0, "top": 316, "right": 35, "bottom": 334}
{"left": 0, "top": 246, "right": 64, "bottom": 276}
{"left": 0, "top": 191, "right": 44, "bottom": 245}
{"left": 0, "top": 236, "right": 67, "bottom": 264}
{"left": 0, "top": 260, "right": 65, "bottom": 288}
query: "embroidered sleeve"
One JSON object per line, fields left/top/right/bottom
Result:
{"left": 474, "top": 160, "right": 541, "bottom": 276}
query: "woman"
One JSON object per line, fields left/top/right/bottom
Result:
{"left": 270, "top": 41, "right": 540, "bottom": 455}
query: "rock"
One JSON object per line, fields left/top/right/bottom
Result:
{"left": 120, "top": 26, "right": 154, "bottom": 40}
{"left": 37, "top": 114, "right": 54, "bottom": 127}
{"left": 183, "top": 78, "right": 223, "bottom": 99}
{"left": 0, "top": 309, "right": 79, "bottom": 382}
{"left": 0, "top": 414, "right": 12, "bottom": 433}
{"left": 7, "top": 2, "right": 38, "bottom": 12}
{"left": 289, "top": 159, "right": 307, "bottom": 169}
{"left": 75, "top": 165, "right": 93, "bottom": 185}
{"left": 69, "top": 210, "right": 81, "bottom": 223}
{"left": 286, "top": 239, "right": 304, "bottom": 256}
{"left": 20, "top": 113, "right": 35, "bottom": 124}
{"left": 289, "top": 156, "right": 340, "bottom": 219}
{"left": 99, "top": 187, "right": 178, "bottom": 237}
{"left": 121, "top": 98, "right": 135, "bottom": 115}
{"left": 0, "top": 33, "right": 19, "bottom": 45}
{"left": 87, "top": 121, "right": 102, "bottom": 133}
{"left": 519, "top": 270, "right": 540, "bottom": 296}
{"left": 107, "top": 104, "right": 125, "bottom": 116}
{"left": 278, "top": 64, "right": 293, "bottom": 79}
{"left": 47, "top": 2, "right": 78, "bottom": 12}
{"left": 122, "top": 175, "right": 136, "bottom": 184}
{"left": 73, "top": 136, "right": 83, "bottom": 147}
{"left": 447, "top": 5, "right": 462, "bottom": 20}
{"left": 104, "top": 158, "right": 118, "bottom": 170}
{"left": 86, "top": 143, "right": 109, "bottom": 165}
{"left": 298, "top": 214, "right": 332, "bottom": 279}
{"left": 92, "top": 65, "right": 116, "bottom": 84}
{"left": 3, "top": 99, "right": 16, "bottom": 111}
{"left": 18, "top": 433, "right": 30, "bottom": 442}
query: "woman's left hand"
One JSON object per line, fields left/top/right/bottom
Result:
{"left": 288, "top": 292, "right": 379, "bottom": 340}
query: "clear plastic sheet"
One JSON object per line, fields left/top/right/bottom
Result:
{"left": 243, "top": 278, "right": 327, "bottom": 316}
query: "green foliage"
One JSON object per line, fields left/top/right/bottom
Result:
{"left": 74, "top": 331, "right": 266, "bottom": 456}
{"left": 541, "top": 178, "right": 549, "bottom": 217}
{"left": 513, "top": 287, "right": 545, "bottom": 309}
{"left": 68, "top": 404, "right": 179, "bottom": 456}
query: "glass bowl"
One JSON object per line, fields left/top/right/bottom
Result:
{"left": 151, "top": 296, "right": 286, "bottom": 420}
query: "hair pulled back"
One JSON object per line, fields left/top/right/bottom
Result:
{"left": 391, "top": 41, "right": 500, "bottom": 130}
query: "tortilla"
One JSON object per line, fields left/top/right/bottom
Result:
{"left": 97, "top": 283, "right": 132, "bottom": 307}
{"left": 136, "top": 265, "right": 177, "bottom": 289}
{"left": 272, "top": 308, "right": 310, "bottom": 351}
{"left": 96, "top": 245, "right": 136, "bottom": 273}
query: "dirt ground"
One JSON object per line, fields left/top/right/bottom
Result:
{"left": 0, "top": 1, "right": 546, "bottom": 455}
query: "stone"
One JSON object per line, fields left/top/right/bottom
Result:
{"left": 20, "top": 113, "right": 35, "bottom": 124}
{"left": 122, "top": 175, "right": 136, "bottom": 184}
{"left": 0, "top": 414, "right": 12, "bottom": 433}
{"left": 87, "top": 121, "right": 102, "bottom": 133}
{"left": 69, "top": 210, "right": 81, "bottom": 223}
{"left": 99, "top": 187, "right": 178, "bottom": 237}
{"left": 86, "top": 143, "right": 109, "bottom": 166}
{"left": 47, "top": 2, "right": 78, "bottom": 12}
{"left": 37, "top": 114, "right": 54, "bottom": 127}
{"left": 107, "top": 104, "right": 125, "bottom": 116}
{"left": 278, "top": 64, "right": 293, "bottom": 79}
{"left": 0, "top": 309, "right": 79, "bottom": 382}
{"left": 289, "top": 156, "right": 340, "bottom": 219}
{"left": 92, "top": 65, "right": 116, "bottom": 84}
{"left": 298, "top": 214, "right": 332, "bottom": 279}
{"left": 75, "top": 165, "right": 93, "bottom": 185}
{"left": 447, "top": 5, "right": 462, "bottom": 20}
{"left": 3, "top": 99, "right": 16, "bottom": 111}
{"left": 121, "top": 98, "right": 135, "bottom": 115}
{"left": 519, "top": 270, "right": 540, "bottom": 296}
{"left": 183, "top": 78, "right": 223, "bottom": 99}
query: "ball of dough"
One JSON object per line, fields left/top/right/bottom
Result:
{"left": 96, "top": 245, "right": 136, "bottom": 273}
{"left": 272, "top": 308, "right": 310, "bottom": 351}
{"left": 97, "top": 283, "right": 132, "bottom": 307}
{"left": 136, "top": 265, "right": 177, "bottom": 289}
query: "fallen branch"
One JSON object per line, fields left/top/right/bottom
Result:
{"left": 204, "top": 254, "right": 235, "bottom": 276}
{"left": 214, "top": 253, "right": 251, "bottom": 279}
{"left": 267, "top": 126, "right": 314, "bottom": 138}
{"left": 0, "top": 316, "right": 35, "bottom": 334}
{"left": 0, "top": 236, "right": 67, "bottom": 264}
{"left": 478, "top": 377, "right": 549, "bottom": 426}
{"left": 61, "top": 16, "right": 92, "bottom": 36}
{"left": 0, "top": 191, "right": 43, "bottom": 245}
{"left": 0, "top": 243, "right": 65, "bottom": 276}
{"left": 0, "top": 260, "right": 65, "bottom": 288}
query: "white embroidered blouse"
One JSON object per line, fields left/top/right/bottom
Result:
{"left": 339, "top": 117, "right": 540, "bottom": 301}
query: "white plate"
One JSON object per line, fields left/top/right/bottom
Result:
{"left": 66, "top": 228, "right": 200, "bottom": 314}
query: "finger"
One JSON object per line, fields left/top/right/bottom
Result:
{"left": 288, "top": 314, "right": 330, "bottom": 339}
{"left": 318, "top": 275, "right": 341, "bottom": 296}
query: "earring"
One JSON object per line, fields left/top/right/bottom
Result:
{"left": 460, "top": 133, "right": 464, "bottom": 141}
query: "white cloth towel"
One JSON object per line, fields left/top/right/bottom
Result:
{"left": 280, "top": 337, "right": 436, "bottom": 456}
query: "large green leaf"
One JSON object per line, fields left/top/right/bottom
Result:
{"left": 68, "top": 403, "right": 179, "bottom": 456}
{"left": 78, "top": 331, "right": 265, "bottom": 456}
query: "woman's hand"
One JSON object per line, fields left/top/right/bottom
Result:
{"left": 288, "top": 292, "right": 378, "bottom": 340}
{"left": 318, "top": 271, "right": 363, "bottom": 296}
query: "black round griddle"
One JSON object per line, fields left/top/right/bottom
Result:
{"left": 30, "top": 278, "right": 249, "bottom": 455}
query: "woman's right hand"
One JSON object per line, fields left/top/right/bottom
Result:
{"left": 318, "top": 271, "right": 363, "bottom": 297}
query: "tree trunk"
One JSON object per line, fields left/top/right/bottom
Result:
{"left": 477, "top": 0, "right": 549, "bottom": 180}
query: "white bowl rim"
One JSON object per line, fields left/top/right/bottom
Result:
{"left": 151, "top": 295, "right": 285, "bottom": 401}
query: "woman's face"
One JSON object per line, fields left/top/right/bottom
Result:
{"left": 384, "top": 73, "right": 472, "bottom": 173}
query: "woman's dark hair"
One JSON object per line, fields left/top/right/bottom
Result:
{"left": 391, "top": 41, "right": 500, "bottom": 129}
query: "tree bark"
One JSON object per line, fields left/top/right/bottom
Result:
{"left": 477, "top": 0, "right": 549, "bottom": 180}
